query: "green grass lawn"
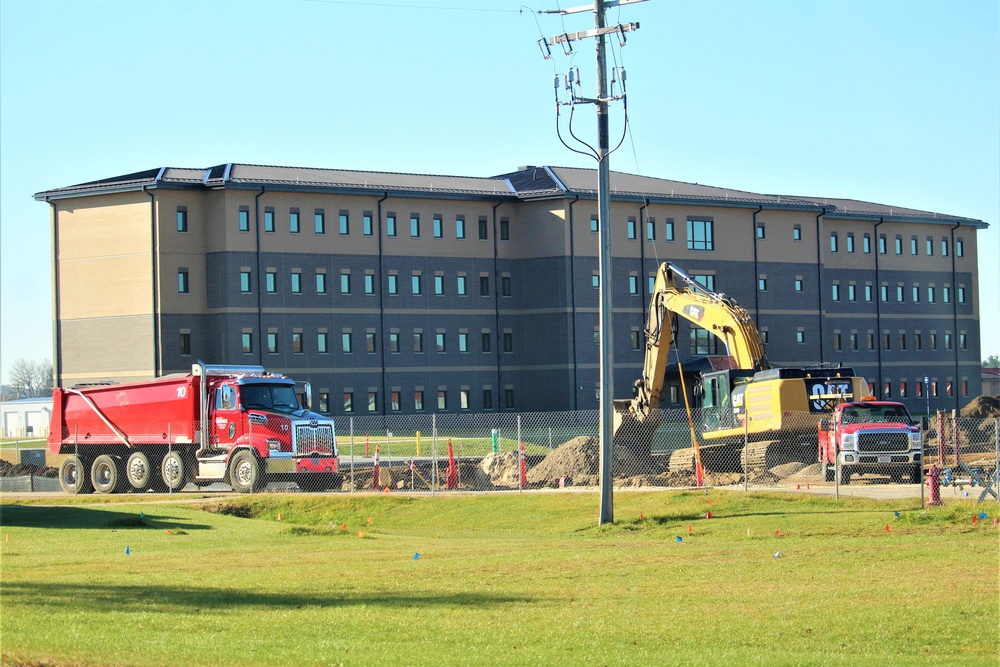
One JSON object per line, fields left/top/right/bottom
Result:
{"left": 1, "top": 491, "right": 997, "bottom": 667}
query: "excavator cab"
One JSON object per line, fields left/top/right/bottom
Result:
{"left": 699, "top": 369, "right": 753, "bottom": 432}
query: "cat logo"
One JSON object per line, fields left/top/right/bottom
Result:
{"left": 683, "top": 304, "right": 705, "bottom": 322}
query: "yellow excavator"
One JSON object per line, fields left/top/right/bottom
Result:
{"left": 613, "top": 262, "right": 869, "bottom": 473}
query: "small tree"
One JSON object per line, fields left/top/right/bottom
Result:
{"left": 984, "top": 355, "right": 1000, "bottom": 369}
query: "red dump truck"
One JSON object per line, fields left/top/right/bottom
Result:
{"left": 818, "top": 400, "right": 922, "bottom": 485}
{"left": 48, "top": 362, "right": 339, "bottom": 494}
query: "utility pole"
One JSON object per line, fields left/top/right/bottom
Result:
{"left": 539, "top": 0, "right": 643, "bottom": 525}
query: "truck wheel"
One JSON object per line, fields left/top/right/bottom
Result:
{"left": 839, "top": 467, "right": 851, "bottom": 485}
{"left": 91, "top": 454, "right": 121, "bottom": 494}
{"left": 59, "top": 455, "right": 94, "bottom": 494}
{"left": 125, "top": 451, "right": 153, "bottom": 490}
{"left": 823, "top": 463, "right": 835, "bottom": 482}
{"left": 229, "top": 450, "right": 261, "bottom": 493}
{"left": 161, "top": 451, "right": 191, "bottom": 492}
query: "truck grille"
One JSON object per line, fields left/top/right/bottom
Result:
{"left": 857, "top": 431, "right": 910, "bottom": 453}
{"left": 293, "top": 422, "right": 336, "bottom": 456}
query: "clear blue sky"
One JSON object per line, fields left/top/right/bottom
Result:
{"left": 1, "top": 0, "right": 997, "bottom": 386}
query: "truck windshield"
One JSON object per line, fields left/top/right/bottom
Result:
{"left": 240, "top": 384, "right": 301, "bottom": 414}
{"left": 842, "top": 406, "right": 912, "bottom": 425}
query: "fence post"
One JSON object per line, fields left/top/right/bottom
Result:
{"left": 431, "top": 414, "right": 438, "bottom": 495}
{"left": 952, "top": 409, "right": 959, "bottom": 467}
{"left": 416, "top": 430, "right": 421, "bottom": 456}
{"left": 349, "top": 417, "right": 355, "bottom": 494}
{"left": 995, "top": 418, "right": 999, "bottom": 506}
{"left": 168, "top": 427, "right": 172, "bottom": 496}
{"left": 743, "top": 416, "right": 749, "bottom": 492}
{"left": 74, "top": 425, "right": 79, "bottom": 496}
{"left": 937, "top": 410, "right": 945, "bottom": 467}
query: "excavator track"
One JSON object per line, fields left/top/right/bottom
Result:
{"left": 742, "top": 439, "right": 815, "bottom": 471}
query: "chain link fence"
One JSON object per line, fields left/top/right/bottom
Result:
{"left": 21, "top": 408, "right": 997, "bottom": 506}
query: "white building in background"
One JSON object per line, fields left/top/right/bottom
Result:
{"left": 1, "top": 397, "right": 52, "bottom": 438}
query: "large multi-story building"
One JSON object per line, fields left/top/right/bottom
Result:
{"left": 35, "top": 164, "right": 987, "bottom": 415}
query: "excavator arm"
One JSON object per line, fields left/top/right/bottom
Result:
{"left": 630, "top": 262, "right": 769, "bottom": 417}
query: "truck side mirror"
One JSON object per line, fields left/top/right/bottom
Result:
{"left": 301, "top": 383, "right": 312, "bottom": 411}
{"left": 819, "top": 418, "right": 829, "bottom": 429}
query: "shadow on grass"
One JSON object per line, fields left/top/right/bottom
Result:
{"left": 0, "top": 505, "right": 211, "bottom": 530}
{"left": 2, "top": 580, "right": 537, "bottom": 611}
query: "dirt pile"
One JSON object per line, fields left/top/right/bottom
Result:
{"left": 0, "top": 459, "right": 58, "bottom": 478}
{"left": 526, "top": 436, "right": 599, "bottom": 485}
{"left": 960, "top": 395, "right": 1000, "bottom": 420}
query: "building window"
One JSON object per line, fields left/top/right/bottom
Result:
{"left": 930, "top": 333, "right": 938, "bottom": 350}
{"left": 926, "top": 237, "right": 933, "bottom": 256}
{"left": 865, "top": 284, "right": 873, "bottom": 302}
{"left": 896, "top": 285, "right": 904, "bottom": 303}
{"left": 832, "top": 284, "right": 840, "bottom": 301}
{"left": 291, "top": 273, "right": 302, "bottom": 294}
{"left": 457, "top": 275, "right": 467, "bottom": 296}
{"left": 433, "top": 215, "right": 443, "bottom": 239}
{"left": 500, "top": 217, "right": 509, "bottom": 241}
{"left": 756, "top": 222, "right": 765, "bottom": 239}
{"left": 883, "top": 333, "right": 891, "bottom": 350}
{"left": 959, "top": 333, "right": 967, "bottom": 350}
{"left": 912, "top": 286, "right": 919, "bottom": 303}
{"left": 796, "top": 331, "right": 805, "bottom": 345}
{"left": 899, "top": 333, "right": 906, "bottom": 350}
{"left": 631, "top": 330, "right": 642, "bottom": 350}
{"left": 893, "top": 235, "right": 901, "bottom": 255}
{"left": 340, "top": 273, "right": 350, "bottom": 294}
{"left": 367, "top": 392, "right": 377, "bottom": 412}
{"left": 503, "top": 332, "right": 513, "bottom": 353}
{"left": 793, "top": 224, "right": 802, "bottom": 241}
{"left": 590, "top": 215, "right": 598, "bottom": 233}
{"left": 481, "top": 332, "right": 491, "bottom": 353}
{"left": 665, "top": 219, "right": 675, "bottom": 242}
{"left": 834, "top": 333, "right": 841, "bottom": 351}
{"left": 795, "top": 278, "right": 804, "bottom": 292}
{"left": 961, "top": 380, "right": 968, "bottom": 396}
{"left": 365, "top": 274, "right": 375, "bottom": 295}
{"left": 880, "top": 285, "right": 888, "bottom": 302}
{"left": 628, "top": 218, "right": 638, "bottom": 240}
{"left": 437, "top": 390, "right": 447, "bottom": 411}
{"left": 177, "top": 208, "right": 188, "bottom": 232}
{"left": 241, "top": 332, "right": 253, "bottom": 354}
{"left": 687, "top": 219, "right": 714, "bottom": 251}
{"left": 318, "top": 332, "right": 328, "bottom": 354}
{"left": 315, "top": 210, "right": 325, "bottom": 234}
{"left": 389, "top": 332, "right": 400, "bottom": 353}
{"left": 943, "top": 286, "right": 951, "bottom": 303}
{"left": 480, "top": 276, "right": 489, "bottom": 296}
{"left": 850, "top": 333, "right": 858, "bottom": 351}
{"left": 265, "top": 272, "right": 276, "bottom": 293}
{"left": 629, "top": 275, "right": 639, "bottom": 296}
{"left": 290, "top": 210, "right": 300, "bottom": 233}
{"left": 830, "top": 232, "right": 839, "bottom": 253}
{"left": 944, "top": 333, "right": 952, "bottom": 351}
{"left": 342, "top": 333, "right": 352, "bottom": 353}
{"left": 410, "top": 214, "right": 420, "bottom": 238}
{"left": 179, "top": 332, "right": 191, "bottom": 356}
{"left": 911, "top": 236, "right": 918, "bottom": 255}
{"left": 648, "top": 275, "right": 655, "bottom": 294}
{"left": 592, "top": 274, "right": 600, "bottom": 289}
{"left": 692, "top": 274, "right": 715, "bottom": 291}
{"left": 691, "top": 330, "right": 718, "bottom": 355}
{"left": 240, "top": 271, "right": 252, "bottom": 294}
{"left": 264, "top": 208, "right": 275, "bottom": 233}
{"left": 863, "top": 233, "right": 871, "bottom": 254}
{"left": 413, "top": 332, "right": 423, "bottom": 353}
{"left": 267, "top": 332, "right": 278, "bottom": 354}
{"left": 414, "top": 391, "right": 424, "bottom": 411}
{"left": 458, "top": 332, "right": 468, "bottom": 353}
{"left": 931, "top": 381, "right": 938, "bottom": 397}
{"left": 958, "top": 286, "right": 966, "bottom": 303}
{"left": 914, "top": 333, "right": 922, "bottom": 350}
{"left": 343, "top": 393, "right": 353, "bottom": 413}
{"left": 434, "top": 275, "right": 444, "bottom": 296}
{"left": 391, "top": 391, "right": 401, "bottom": 412}
{"left": 388, "top": 274, "right": 398, "bottom": 295}
{"left": 177, "top": 269, "right": 189, "bottom": 294}
{"left": 867, "top": 333, "right": 875, "bottom": 351}
{"left": 483, "top": 388, "right": 493, "bottom": 410}
{"left": 646, "top": 218, "right": 656, "bottom": 240}
{"left": 501, "top": 276, "right": 511, "bottom": 297}
{"left": 387, "top": 213, "right": 397, "bottom": 237}
{"left": 339, "top": 211, "right": 349, "bottom": 235}
{"left": 758, "top": 278, "right": 767, "bottom": 292}
{"left": 479, "top": 216, "right": 488, "bottom": 240}
{"left": 956, "top": 238, "right": 964, "bottom": 257}
{"left": 436, "top": 332, "right": 446, "bottom": 353}
{"left": 883, "top": 382, "right": 892, "bottom": 399}
{"left": 366, "top": 332, "right": 376, "bottom": 353}
{"left": 927, "top": 286, "right": 935, "bottom": 303}
{"left": 239, "top": 208, "right": 250, "bottom": 232}
{"left": 504, "top": 388, "right": 514, "bottom": 409}
{"left": 879, "top": 234, "right": 887, "bottom": 254}
{"left": 760, "top": 330, "right": 769, "bottom": 344}
{"left": 411, "top": 274, "right": 422, "bottom": 295}
{"left": 460, "top": 389, "right": 470, "bottom": 410}
{"left": 316, "top": 273, "right": 327, "bottom": 294}
{"left": 847, "top": 233, "right": 855, "bottom": 253}
{"left": 848, "top": 284, "right": 856, "bottom": 302}
{"left": 456, "top": 215, "right": 466, "bottom": 239}
{"left": 916, "top": 381, "right": 924, "bottom": 398}
{"left": 363, "top": 212, "right": 374, "bottom": 236}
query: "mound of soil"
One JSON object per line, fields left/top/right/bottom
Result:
{"left": 526, "top": 436, "right": 600, "bottom": 485}
{"left": 0, "top": 459, "right": 58, "bottom": 478}
{"left": 961, "top": 395, "right": 1000, "bottom": 420}
{"left": 770, "top": 462, "right": 808, "bottom": 478}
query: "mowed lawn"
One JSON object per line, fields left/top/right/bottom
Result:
{"left": 1, "top": 491, "right": 996, "bottom": 667}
